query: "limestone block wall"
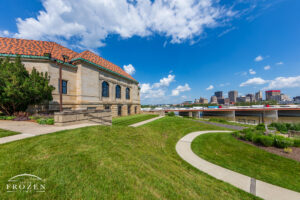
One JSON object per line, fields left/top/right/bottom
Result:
{"left": 54, "top": 109, "right": 112, "bottom": 126}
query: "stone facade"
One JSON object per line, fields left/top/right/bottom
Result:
{"left": 19, "top": 58, "right": 141, "bottom": 117}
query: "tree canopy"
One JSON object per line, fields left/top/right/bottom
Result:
{"left": 0, "top": 57, "right": 55, "bottom": 115}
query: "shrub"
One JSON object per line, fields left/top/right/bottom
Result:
{"left": 167, "top": 112, "right": 175, "bottom": 117}
{"left": 256, "top": 123, "right": 266, "bottom": 131}
{"left": 284, "top": 147, "right": 292, "bottom": 154}
{"left": 209, "top": 118, "right": 227, "bottom": 123}
{"left": 0, "top": 116, "right": 16, "bottom": 120}
{"left": 293, "top": 139, "right": 300, "bottom": 147}
{"left": 274, "top": 136, "right": 294, "bottom": 148}
{"left": 37, "top": 118, "right": 54, "bottom": 125}
{"left": 256, "top": 135, "right": 274, "bottom": 147}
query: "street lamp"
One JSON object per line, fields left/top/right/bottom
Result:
{"left": 59, "top": 55, "right": 69, "bottom": 112}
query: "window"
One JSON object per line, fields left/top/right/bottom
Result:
{"left": 135, "top": 106, "right": 137, "bottom": 114}
{"left": 104, "top": 105, "right": 110, "bottom": 110}
{"left": 87, "top": 107, "right": 96, "bottom": 110}
{"left": 128, "top": 105, "right": 131, "bottom": 115}
{"left": 116, "top": 85, "right": 121, "bottom": 99}
{"left": 118, "top": 105, "right": 122, "bottom": 116}
{"left": 58, "top": 80, "right": 68, "bottom": 94}
{"left": 102, "top": 81, "right": 109, "bottom": 97}
{"left": 126, "top": 88, "right": 130, "bottom": 100}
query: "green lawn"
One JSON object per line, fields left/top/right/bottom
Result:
{"left": 197, "top": 118, "right": 254, "bottom": 128}
{"left": 0, "top": 128, "right": 19, "bottom": 138}
{"left": 192, "top": 132, "right": 300, "bottom": 192}
{"left": 0, "top": 117, "right": 258, "bottom": 199}
{"left": 112, "top": 114, "right": 159, "bottom": 126}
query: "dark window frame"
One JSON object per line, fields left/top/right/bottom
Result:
{"left": 116, "top": 85, "right": 121, "bottom": 99}
{"left": 102, "top": 81, "right": 109, "bottom": 97}
{"left": 126, "top": 88, "right": 130, "bottom": 100}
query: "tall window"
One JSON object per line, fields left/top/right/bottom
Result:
{"left": 102, "top": 81, "right": 109, "bottom": 97}
{"left": 58, "top": 80, "right": 68, "bottom": 94}
{"left": 126, "top": 88, "right": 130, "bottom": 100}
{"left": 116, "top": 85, "right": 121, "bottom": 99}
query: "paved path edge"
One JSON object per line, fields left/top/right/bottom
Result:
{"left": 130, "top": 116, "right": 165, "bottom": 127}
{"left": 176, "top": 130, "right": 300, "bottom": 200}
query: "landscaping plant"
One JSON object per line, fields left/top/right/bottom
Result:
{"left": 0, "top": 57, "right": 55, "bottom": 115}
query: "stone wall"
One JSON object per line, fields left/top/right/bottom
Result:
{"left": 54, "top": 109, "right": 112, "bottom": 126}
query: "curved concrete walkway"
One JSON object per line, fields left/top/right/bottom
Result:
{"left": 176, "top": 130, "right": 300, "bottom": 200}
{"left": 130, "top": 116, "right": 164, "bottom": 127}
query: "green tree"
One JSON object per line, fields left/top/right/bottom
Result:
{"left": 0, "top": 57, "right": 55, "bottom": 115}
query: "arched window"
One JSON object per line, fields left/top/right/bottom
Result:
{"left": 102, "top": 81, "right": 109, "bottom": 97}
{"left": 116, "top": 85, "right": 121, "bottom": 99}
{"left": 126, "top": 88, "right": 130, "bottom": 100}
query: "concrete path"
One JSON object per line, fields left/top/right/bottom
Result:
{"left": 0, "top": 120, "right": 99, "bottom": 144}
{"left": 176, "top": 130, "right": 300, "bottom": 200}
{"left": 130, "top": 116, "right": 164, "bottom": 127}
{"left": 194, "top": 120, "right": 246, "bottom": 130}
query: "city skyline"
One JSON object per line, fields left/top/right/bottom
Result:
{"left": 0, "top": 0, "right": 299, "bottom": 104}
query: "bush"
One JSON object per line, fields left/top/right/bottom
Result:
{"left": 256, "top": 123, "right": 266, "bottom": 131}
{"left": 167, "top": 112, "right": 175, "bottom": 117}
{"left": 256, "top": 135, "right": 274, "bottom": 147}
{"left": 209, "top": 118, "right": 227, "bottom": 123}
{"left": 284, "top": 147, "right": 292, "bottom": 154}
{"left": 293, "top": 139, "right": 300, "bottom": 147}
{"left": 274, "top": 136, "right": 294, "bottom": 148}
{"left": 37, "top": 118, "right": 54, "bottom": 125}
{"left": 0, "top": 116, "right": 16, "bottom": 120}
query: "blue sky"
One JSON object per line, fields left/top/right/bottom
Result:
{"left": 0, "top": 0, "right": 299, "bottom": 104}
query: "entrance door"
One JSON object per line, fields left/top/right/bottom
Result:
{"left": 128, "top": 105, "right": 131, "bottom": 115}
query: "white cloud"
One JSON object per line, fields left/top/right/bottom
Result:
{"left": 276, "top": 61, "right": 284, "bottom": 65}
{"left": 13, "top": 0, "right": 237, "bottom": 49}
{"left": 219, "top": 83, "right": 230, "bottom": 87}
{"left": 264, "top": 65, "right": 271, "bottom": 70}
{"left": 153, "top": 74, "right": 175, "bottom": 88}
{"left": 123, "top": 64, "right": 135, "bottom": 75}
{"left": 171, "top": 84, "right": 191, "bottom": 96}
{"left": 249, "top": 69, "right": 256, "bottom": 75}
{"left": 240, "top": 77, "right": 268, "bottom": 87}
{"left": 263, "top": 76, "right": 300, "bottom": 90}
{"left": 255, "top": 55, "right": 263, "bottom": 62}
{"left": 140, "top": 74, "right": 175, "bottom": 99}
{"left": 206, "top": 85, "right": 214, "bottom": 90}
{"left": 0, "top": 30, "right": 11, "bottom": 37}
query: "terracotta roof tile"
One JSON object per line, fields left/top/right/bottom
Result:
{"left": 0, "top": 37, "right": 135, "bottom": 81}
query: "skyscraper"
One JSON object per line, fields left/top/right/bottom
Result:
{"left": 255, "top": 91, "right": 263, "bottom": 101}
{"left": 266, "top": 90, "right": 281, "bottom": 101}
{"left": 228, "top": 90, "right": 238, "bottom": 102}
{"left": 215, "top": 91, "right": 223, "bottom": 99}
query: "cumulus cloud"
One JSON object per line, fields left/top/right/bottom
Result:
{"left": 13, "top": 0, "right": 238, "bottom": 49}
{"left": 140, "top": 74, "right": 175, "bottom": 99}
{"left": 171, "top": 84, "right": 191, "bottom": 96}
{"left": 0, "top": 30, "right": 11, "bottom": 37}
{"left": 249, "top": 69, "right": 256, "bottom": 75}
{"left": 206, "top": 85, "right": 214, "bottom": 90}
{"left": 240, "top": 77, "right": 268, "bottom": 87}
{"left": 255, "top": 55, "right": 263, "bottom": 62}
{"left": 276, "top": 61, "right": 284, "bottom": 65}
{"left": 123, "top": 64, "right": 135, "bottom": 75}
{"left": 263, "top": 76, "right": 300, "bottom": 90}
{"left": 264, "top": 65, "right": 271, "bottom": 70}
{"left": 153, "top": 74, "right": 175, "bottom": 88}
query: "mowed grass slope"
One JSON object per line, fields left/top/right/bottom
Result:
{"left": 0, "top": 128, "right": 19, "bottom": 138}
{"left": 192, "top": 132, "right": 300, "bottom": 192}
{"left": 112, "top": 114, "right": 159, "bottom": 126}
{"left": 0, "top": 117, "right": 258, "bottom": 199}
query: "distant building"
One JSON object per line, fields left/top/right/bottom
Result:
{"left": 228, "top": 90, "right": 238, "bottom": 102}
{"left": 246, "top": 94, "right": 255, "bottom": 102}
{"left": 265, "top": 90, "right": 281, "bottom": 101}
{"left": 224, "top": 98, "right": 230, "bottom": 105}
{"left": 280, "top": 93, "right": 290, "bottom": 101}
{"left": 294, "top": 96, "right": 300, "bottom": 104}
{"left": 182, "top": 101, "right": 193, "bottom": 105}
{"left": 215, "top": 91, "right": 223, "bottom": 99}
{"left": 217, "top": 98, "right": 225, "bottom": 104}
{"left": 210, "top": 96, "right": 218, "bottom": 104}
{"left": 255, "top": 91, "right": 263, "bottom": 101}
{"left": 237, "top": 96, "right": 251, "bottom": 103}
{"left": 194, "top": 99, "right": 200, "bottom": 103}
{"left": 199, "top": 97, "right": 208, "bottom": 104}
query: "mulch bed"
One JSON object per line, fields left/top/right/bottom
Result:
{"left": 237, "top": 138, "right": 300, "bottom": 162}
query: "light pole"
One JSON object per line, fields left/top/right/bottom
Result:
{"left": 59, "top": 55, "right": 69, "bottom": 112}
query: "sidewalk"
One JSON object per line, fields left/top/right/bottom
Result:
{"left": 176, "top": 130, "right": 300, "bottom": 200}
{"left": 0, "top": 120, "right": 98, "bottom": 144}
{"left": 130, "top": 116, "right": 164, "bottom": 127}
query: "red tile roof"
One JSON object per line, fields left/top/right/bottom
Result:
{"left": 0, "top": 37, "right": 135, "bottom": 81}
